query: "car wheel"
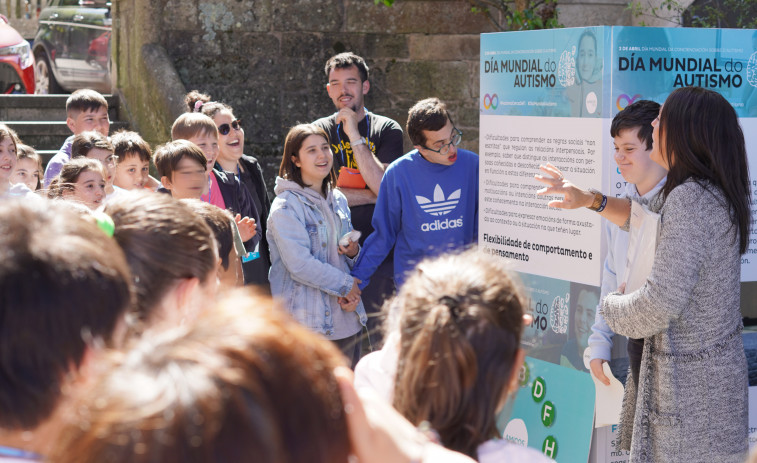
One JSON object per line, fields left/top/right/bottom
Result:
{"left": 34, "top": 52, "right": 62, "bottom": 94}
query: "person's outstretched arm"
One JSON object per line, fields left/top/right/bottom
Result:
{"left": 535, "top": 163, "right": 631, "bottom": 228}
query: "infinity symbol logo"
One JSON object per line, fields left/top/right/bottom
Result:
{"left": 483, "top": 93, "right": 499, "bottom": 110}
{"left": 616, "top": 93, "right": 642, "bottom": 111}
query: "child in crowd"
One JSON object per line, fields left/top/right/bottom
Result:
{"left": 103, "top": 191, "right": 219, "bottom": 335}
{"left": 153, "top": 140, "right": 208, "bottom": 200}
{"left": 111, "top": 130, "right": 153, "bottom": 191}
{"left": 185, "top": 90, "right": 272, "bottom": 289}
{"left": 44, "top": 89, "right": 110, "bottom": 187}
{"left": 182, "top": 199, "right": 246, "bottom": 290}
{"left": 52, "top": 292, "right": 351, "bottom": 463}
{"left": 0, "top": 124, "right": 36, "bottom": 199}
{"left": 0, "top": 199, "right": 132, "bottom": 461}
{"left": 267, "top": 123, "right": 366, "bottom": 368}
{"left": 356, "top": 249, "right": 552, "bottom": 462}
{"left": 587, "top": 100, "right": 666, "bottom": 389}
{"left": 352, "top": 98, "right": 478, "bottom": 290}
{"left": 47, "top": 158, "right": 106, "bottom": 210}
{"left": 52, "top": 291, "right": 476, "bottom": 463}
{"left": 171, "top": 112, "right": 261, "bottom": 281}
{"left": 70, "top": 131, "right": 117, "bottom": 197}
{"left": 11, "top": 144, "right": 43, "bottom": 192}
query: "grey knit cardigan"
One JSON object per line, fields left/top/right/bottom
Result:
{"left": 601, "top": 181, "right": 748, "bottom": 463}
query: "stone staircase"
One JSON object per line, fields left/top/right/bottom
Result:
{"left": 0, "top": 94, "right": 128, "bottom": 166}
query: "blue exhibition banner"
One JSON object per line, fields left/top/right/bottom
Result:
{"left": 611, "top": 27, "right": 757, "bottom": 117}
{"left": 480, "top": 25, "right": 757, "bottom": 462}
{"left": 480, "top": 27, "right": 610, "bottom": 118}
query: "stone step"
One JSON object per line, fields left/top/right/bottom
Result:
{"left": 37, "top": 150, "right": 57, "bottom": 166}
{"left": 5, "top": 121, "right": 129, "bottom": 153}
{"left": 0, "top": 94, "right": 121, "bottom": 121}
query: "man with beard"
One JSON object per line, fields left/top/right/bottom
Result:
{"left": 313, "top": 52, "right": 404, "bottom": 350}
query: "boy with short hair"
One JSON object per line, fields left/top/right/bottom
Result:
{"left": 43, "top": 89, "right": 110, "bottom": 187}
{"left": 111, "top": 130, "right": 152, "bottom": 191}
{"left": 153, "top": 139, "right": 209, "bottom": 200}
{"left": 352, "top": 97, "right": 478, "bottom": 289}
{"left": 588, "top": 99, "right": 666, "bottom": 388}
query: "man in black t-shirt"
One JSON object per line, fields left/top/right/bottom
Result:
{"left": 313, "top": 52, "right": 404, "bottom": 350}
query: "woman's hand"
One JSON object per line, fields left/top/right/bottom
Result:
{"left": 235, "top": 214, "right": 257, "bottom": 242}
{"left": 338, "top": 296, "right": 359, "bottom": 312}
{"left": 590, "top": 358, "right": 610, "bottom": 386}
{"left": 534, "top": 163, "right": 594, "bottom": 209}
{"left": 339, "top": 239, "right": 359, "bottom": 258}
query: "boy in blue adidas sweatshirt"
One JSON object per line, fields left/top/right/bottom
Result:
{"left": 352, "top": 98, "right": 478, "bottom": 290}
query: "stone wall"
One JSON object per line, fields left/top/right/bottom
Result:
{"left": 112, "top": 0, "right": 633, "bottom": 186}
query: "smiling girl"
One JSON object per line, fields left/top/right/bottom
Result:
{"left": 267, "top": 124, "right": 366, "bottom": 367}
{"left": 0, "top": 126, "right": 41, "bottom": 200}
{"left": 11, "top": 144, "right": 43, "bottom": 192}
{"left": 48, "top": 158, "right": 107, "bottom": 210}
{"left": 0, "top": 125, "right": 19, "bottom": 196}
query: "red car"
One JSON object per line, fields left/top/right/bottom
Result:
{"left": 0, "top": 14, "right": 34, "bottom": 94}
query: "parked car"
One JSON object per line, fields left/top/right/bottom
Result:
{"left": 0, "top": 14, "right": 34, "bottom": 94}
{"left": 32, "top": 0, "right": 112, "bottom": 94}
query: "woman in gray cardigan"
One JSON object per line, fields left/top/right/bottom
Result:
{"left": 536, "top": 86, "right": 750, "bottom": 462}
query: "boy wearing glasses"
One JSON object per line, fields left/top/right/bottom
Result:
{"left": 352, "top": 98, "right": 478, "bottom": 290}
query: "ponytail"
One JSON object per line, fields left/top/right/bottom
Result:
{"left": 391, "top": 250, "right": 525, "bottom": 458}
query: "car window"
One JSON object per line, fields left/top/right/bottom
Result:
{"left": 60, "top": 0, "right": 80, "bottom": 5}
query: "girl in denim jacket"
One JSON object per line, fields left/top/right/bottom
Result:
{"left": 267, "top": 124, "right": 366, "bottom": 367}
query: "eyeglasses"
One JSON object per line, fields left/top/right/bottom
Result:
{"left": 423, "top": 128, "right": 462, "bottom": 155}
{"left": 218, "top": 119, "right": 242, "bottom": 136}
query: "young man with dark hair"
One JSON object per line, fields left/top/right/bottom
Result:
{"left": 588, "top": 99, "right": 666, "bottom": 388}
{"left": 313, "top": 52, "right": 405, "bottom": 347}
{"left": 352, "top": 97, "right": 478, "bottom": 290}
{"left": 0, "top": 199, "right": 133, "bottom": 461}
{"left": 43, "top": 89, "right": 110, "bottom": 187}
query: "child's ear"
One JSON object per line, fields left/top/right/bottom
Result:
{"left": 291, "top": 155, "right": 300, "bottom": 167}
{"left": 66, "top": 116, "right": 77, "bottom": 134}
{"left": 161, "top": 176, "right": 173, "bottom": 190}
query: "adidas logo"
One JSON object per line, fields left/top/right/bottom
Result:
{"left": 416, "top": 184, "right": 461, "bottom": 216}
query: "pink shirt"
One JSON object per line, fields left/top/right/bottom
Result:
{"left": 201, "top": 172, "right": 226, "bottom": 210}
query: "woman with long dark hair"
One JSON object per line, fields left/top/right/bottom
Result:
{"left": 536, "top": 86, "right": 750, "bottom": 462}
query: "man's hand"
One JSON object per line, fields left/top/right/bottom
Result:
{"left": 336, "top": 107, "right": 361, "bottom": 140}
{"left": 345, "top": 277, "right": 361, "bottom": 300}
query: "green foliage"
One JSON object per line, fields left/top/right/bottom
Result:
{"left": 374, "top": 0, "right": 561, "bottom": 31}
{"left": 628, "top": 0, "right": 757, "bottom": 28}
